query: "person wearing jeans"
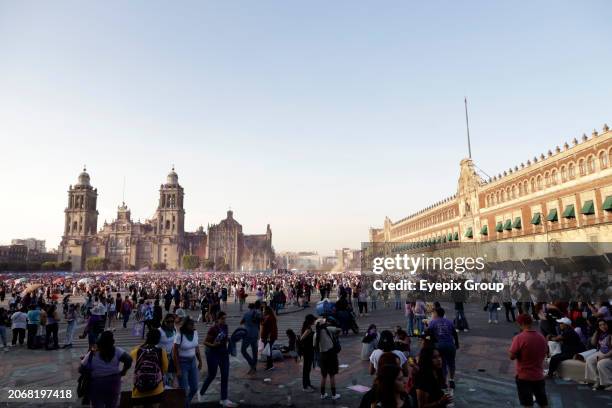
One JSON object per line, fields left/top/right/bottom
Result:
{"left": 260, "top": 306, "right": 278, "bottom": 371}
{"left": 240, "top": 302, "right": 261, "bottom": 374}
{"left": 173, "top": 317, "right": 202, "bottom": 407}
{"left": 200, "top": 312, "right": 236, "bottom": 407}
{"left": 63, "top": 304, "right": 77, "bottom": 348}
{"left": 10, "top": 307, "right": 27, "bottom": 347}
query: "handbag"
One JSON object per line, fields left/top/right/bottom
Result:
{"left": 262, "top": 342, "right": 271, "bottom": 357}
{"left": 77, "top": 352, "right": 94, "bottom": 404}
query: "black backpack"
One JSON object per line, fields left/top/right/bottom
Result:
{"left": 134, "top": 346, "right": 162, "bottom": 392}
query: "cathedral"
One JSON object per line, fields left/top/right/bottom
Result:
{"left": 57, "top": 168, "right": 274, "bottom": 272}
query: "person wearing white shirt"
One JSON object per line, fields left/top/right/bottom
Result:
{"left": 10, "top": 307, "right": 27, "bottom": 346}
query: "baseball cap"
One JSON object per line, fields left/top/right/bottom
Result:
{"left": 556, "top": 317, "right": 572, "bottom": 325}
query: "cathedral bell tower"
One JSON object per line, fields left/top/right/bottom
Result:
{"left": 59, "top": 167, "right": 99, "bottom": 271}
{"left": 155, "top": 167, "right": 185, "bottom": 237}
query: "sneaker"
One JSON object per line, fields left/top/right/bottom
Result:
{"left": 494, "top": 320, "right": 499, "bottom": 324}
{"left": 463, "top": 329, "right": 469, "bottom": 332}
{"left": 303, "top": 387, "right": 315, "bottom": 393}
{"left": 320, "top": 393, "right": 328, "bottom": 400}
{"left": 220, "top": 399, "right": 238, "bottom": 407}
{"left": 331, "top": 394, "right": 341, "bottom": 400}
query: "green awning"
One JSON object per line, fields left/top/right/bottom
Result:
{"left": 447, "top": 233, "right": 452, "bottom": 242}
{"left": 531, "top": 212, "right": 541, "bottom": 225}
{"left": 480, "top": 225, "right": 488, "bottom": 235}
{"left": 546, "top": 208, "right": 558, "bottom": 222}
{"left": 453, "top": 232, "right": 459, "bottom": 241}
{"left": 512, "top": 217, "right": 522, "bottom": 229}
{"left": 581, "top": 200, "right": 594, "bottom": 215}
{"left": 562, "top": 204, "right": 575, "bottom": 218}
{"left": 465, "top": 227, "right": 473, "bottom": 238}
{"left": 495, "top": 221, "right": 503, "bottom": 232}
{"left": 603, "top": 196, "right": 612, "bottom": 211}
{"left": 503, "top": 219, "right": 512, "bottom": 230}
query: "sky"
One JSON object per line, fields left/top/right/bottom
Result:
{"left": 1, "top": 1, "right": 611, "bottom": 255}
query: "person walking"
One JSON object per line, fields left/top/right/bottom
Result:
{"left": 414, "top": 299, "right": 426, "bottom": 336}
{"left": 122, "top": 298, "right": 133, "bottom": 329}
{"left": 130, "top": 329, "right": 168, "bottom": 407}
{"left": 173, "top": 317, "right": 202, "bottom": 407}
{"left": 10, "top": 306, "right": 27, "bottom": 347}
{"left": 0, "top": 307, "right": 9, "bottom": 351}
{"left": 26, "top": 304, "right": 41, "bottom": 349}
{"left": 80, "top": 331, "right": 133, "bottom": 408}
{"left": 63, "top": 303, "right": 77, "bottom": 348}
{"left": 158, "top": 314, "right": 177, "bottom": 388}
{"left": 405, "top": 301, "right": 415, "bottom": 336}
{"left": 508, "top": 314, "right": 548, "bottom": 408}
{"left": 240, "top": 302, "right": 261, "bottom": 374}
{"left": 314, "top": 317, "right": 341, "bottom": 401}
{"left": 299, "top": 314, "right": 317, "bottom": 392}
{"left": 428, "top": 308, "right": 459, "bottom": 388}
{"left": 199, "top": 311, "right": 237, "bottom": 407}
{"left": 44, "top": 303, "right": 60, "bottom": 350}
{"left": 486, "top": 295, "right": 500, "bottom": 324}
{"left": 260, "top": 306, "right": 278, "bottom": 371}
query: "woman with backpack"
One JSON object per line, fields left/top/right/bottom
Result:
{"left": 199, "top": 311, "right": 237, "bottom": 407}
{"left": 299, "top": 314, "right": 317, "bottom": 392}
{"left": 173, "top": 317, "right": 202, "bottom": 407}
{"left": 80, "top": 331, "right": 132, "bottom": 408}
{"left": 130, "top": 329, "right": 168, "bottom": 408}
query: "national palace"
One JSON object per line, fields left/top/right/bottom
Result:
{"left": 58, "top": 168, "right": 273, "bottom": 272}
{"left": 369, "top": 123, "right": 612, "bottom": 251}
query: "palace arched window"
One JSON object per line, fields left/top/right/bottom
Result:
{"left": 537, "top": 175, "right": 543, "bottom": 189}
{"left": 588, "top": 155, "right": 596, "bottom": 173}
{"left": 600, "top": 151, "right": 608, "bottom": 169}
{"left": 544, "top": 172, "right": 550, "bottom": 187}
{"left": 530, "top": 178, "right": 536, "bottom": 192}
{"left": 512, "top": 185, "right": 517, "bottom": 199}
{"left": 579, "top": 159, "right": 586, "bottom": 176}
{"left": 568, "top": 163, "right": 575, "bottom": 178}
{"left": 551, "top": 169, "right": 558, "bottom": 184}
{"left": 561, "top": 165, "right": 567, "bottom": 181}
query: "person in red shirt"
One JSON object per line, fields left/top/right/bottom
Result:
{"left": 508, "top": 313, "right": 549, "bottom": 408}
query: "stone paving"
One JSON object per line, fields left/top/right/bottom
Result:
{"left": 1, "top": 296, "right": 612, "bottom": 407}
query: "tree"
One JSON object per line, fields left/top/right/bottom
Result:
{"left": 203, "top": 259, "right": 215, "bottom": 271}
{"left": 182, "top": 255, "right": 200, "bottom": 270}
{"left": 58, "top": 261, "right": 72, "bottom": 270}
{"left": 153, "top": 262, "right": 166, "bottom": 271}
{"left": 41, "top": 261, "right": 57, "bottom": 271}
{"left": 86, "top": 257, "right": 108, "bottom": 271}
{"left": 109, "top": 260, "right": 122, "bottom": 271}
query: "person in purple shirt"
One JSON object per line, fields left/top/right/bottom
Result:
{"left": 428, "top": 307, "right": 460, "bottom": 388}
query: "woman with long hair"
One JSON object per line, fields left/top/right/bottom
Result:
{"left": 173, "top": 317, "right": 202, "bottom": 407}
{"left": 260, "top": 306, "right": 278, "bottom": 371}
{"left": 369, "top": 330, "right": 409, "bottom": 376}
{"left": 414, "top": 347, "right": 452, "bottom": 407}
{"left": 300, "top": 314, "right": 317, "bottom": 392}
{"left": 585, "top": 319, "right": 612, "bottom": 390}
{"left": 81, "top": 331, "right": 132, "bottom": 408}
{"left": 370, "top": 363, "right": 412, "bottom": 408}
{"left": 199, "top": 311, "right": 237, "bottom": 407}
{"left": 130, "top": 328, "right": 168, "bottom": 407}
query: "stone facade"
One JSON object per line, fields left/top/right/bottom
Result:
{"left": 58, "top": 168, "right": 273, "bottom": 271}
{"left": 206, "top": 210, "right": 273, "bottom": 271}
{"left": 370, "top": 123, "right": 612, "bottom": 247}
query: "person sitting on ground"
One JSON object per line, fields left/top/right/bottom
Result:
{"left": 546, "top": 317, "right": 585, "bottom": 377}
{"left": 369, "top": 330, "right": 409, "bottom": 376}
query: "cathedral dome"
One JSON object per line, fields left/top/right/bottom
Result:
{"left": 166, "top": 166, "right": 178, "bottom": 185}
{"left": 77, "top": 167, "right": 91, "bottom": 186}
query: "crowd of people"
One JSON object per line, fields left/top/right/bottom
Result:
{"left": 0, "top": 270, "right": 611, "bottom": 408}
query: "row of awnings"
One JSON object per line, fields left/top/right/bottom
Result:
{"left": 390, "top": 197, "right": 612, "bottom": 248}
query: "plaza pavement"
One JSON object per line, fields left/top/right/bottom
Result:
{"left": 1, "top": 295, "right": 612, "bottom": 407}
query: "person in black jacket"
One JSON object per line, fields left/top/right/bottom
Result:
{"left": 547, "top": 317, "right": 586, "bottom": 377}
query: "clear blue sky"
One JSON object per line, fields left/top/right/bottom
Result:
{"left": 1, "top": 1, "right": 611, "bottom": 255}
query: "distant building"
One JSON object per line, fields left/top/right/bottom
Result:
{"left": 11, "top": 238, "right": 46, "bottom": 253}
{"left": 277, "top": 251, "right": 322, "bottom": 270}
{"left": 334, "top": 248, "right": 361, "bottom": 270}
{"left": 0, "top": 244, "right": 27, "bottom": 263}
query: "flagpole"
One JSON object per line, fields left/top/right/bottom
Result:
{"left": 464, "top": 97, "right": 472, "bottom": 159}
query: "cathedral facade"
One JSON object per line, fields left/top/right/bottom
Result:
{"left": 58, "top": 168, "right": 273, "bottom": 272}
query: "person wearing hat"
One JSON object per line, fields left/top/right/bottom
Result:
{"left": 546, "top": 316, "right": 585, "bottom": 377}
{"left": 508, "top": 314, "right": 548, "bottom": 408}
